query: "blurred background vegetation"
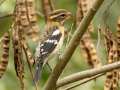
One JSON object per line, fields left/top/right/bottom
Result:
{"left": 0, "top": 0, "right": 120, "bottom": 90}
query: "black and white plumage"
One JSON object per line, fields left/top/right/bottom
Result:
{"left": 33, "top": 9, "right": 71, "bottom": 84}
{"left": 34, "top": 26, "right": 64, "bottom": 83}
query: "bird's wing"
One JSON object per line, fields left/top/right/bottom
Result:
{"left": 34, "top": 26, "right": 62, "bottom": 83}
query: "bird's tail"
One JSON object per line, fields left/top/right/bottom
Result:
{"left": 33, "top": 62, "right": 43, "bottom": 85}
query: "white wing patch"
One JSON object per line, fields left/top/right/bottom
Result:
{"left": 45, "top": 39, "right": 58, "bottom": 44}
{"left": 52, "top": 29, "right": 60, "bottom": 35}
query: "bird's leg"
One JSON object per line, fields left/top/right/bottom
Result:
{"left": 57, "top": 49, "right": 63, "bottom": 61}
{"left": 58, "top": 48, "right": 62, "bottom": 55}
{"left": 42, "top": 57, "right": 52, "bottom": 73}
{"left": 46, "top": 63, "right": 52, "bottom": 72}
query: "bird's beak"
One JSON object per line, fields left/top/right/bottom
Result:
{"left": 67, "top": 12, "right": 72, "bottom": 19}
{"left": 61, "top": 11, "right": 72, "bottom": 25}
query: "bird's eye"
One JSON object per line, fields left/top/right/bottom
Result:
{"left": 60, "top": 14, "right": 66, "bottom": 18}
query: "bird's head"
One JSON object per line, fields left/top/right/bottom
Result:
{"left": 48, "top": 9, "right": 72, "bottom": 24}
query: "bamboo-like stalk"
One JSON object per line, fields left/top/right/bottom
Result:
{"left": 64, "top": 74, "right": 104, "bottom": 90}
{"left": 57, "top": 61, "right": 120, "bottom": 88}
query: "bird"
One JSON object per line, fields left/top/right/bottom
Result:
{"left": 33, "top": 9, "right": 72, "bottom": 84}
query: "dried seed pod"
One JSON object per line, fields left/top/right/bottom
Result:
{"left": 42, "top": 0, "right": 54, "bottom": 22}
{"left": 0, "top": 32, "right": 10, "bottom": 78}
{"left": 12, "top": 29, "right": 24, "bottom": 90}
{"left": 116, "top": 17, "right": 120, "bottom": 57}
{"left": 112, "top": 70, "right": 119, "bottom": 90}
{"left": 22, "top": 40, "right": 35, "bottom": 77}
{"left": 104, "top": 44, "right": 119, "bottom": 90}
{"left": 80, "top": 0, "right": 88, "bottom": 16}
{"left": 80, "top": 33, "right": 101, "bottom": 68}
{"left": 99, "top": 27, "right": 116, "bottom": 54}
{"left": 22, "top": 40, "right": 35, "bottom": 65}
{"left": 76, "top": 0, "right": 101, "bottom": 68}
{"left": 76, "top": 0, "right": 84, "bottom": 26}
{"left": 102, "top": 27, "right": 119, "bottom": 90}
{"left": 80, "top": 0, "right": 94, "bottom": 32}
{"left": 15, "top": 0, "right": 40, "bottom": 42}
{"left": 116, "top": 16, "right": 120, "bottom": 80}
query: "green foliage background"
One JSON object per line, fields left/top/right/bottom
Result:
{"left": 0, "top": 0, "right": 120, "bottom": 90}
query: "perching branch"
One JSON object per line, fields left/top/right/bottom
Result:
{"left": 57, "top": 61, "right": 120, "bottom": 87}
{"left": 63, "top": 73, "right": 104, "bottom": 90}
{"left": 44, "top": 0, "right": 105, "bottom": 90}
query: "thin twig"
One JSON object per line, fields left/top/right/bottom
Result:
{"left": 64, "top": 73, "right": 104, "bottom": 90}
{"left": 44, "top": 0, "right": 105, "bottom": 90}
{"left": 22, "top": 44, "right": 38, "bottom": 90}
{"left": 57, "top": 61, "right": 120, "bottom": 87}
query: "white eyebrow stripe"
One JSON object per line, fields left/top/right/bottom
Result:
{"left": 52, "top": 29, "right": 60, "bottom": 35}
